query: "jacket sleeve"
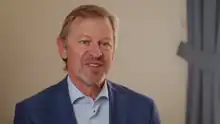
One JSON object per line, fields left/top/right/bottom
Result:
{"left": 150, "top": 101, "right": 161, "bottom": 124}
{"left": 13, "top": 103, "right": 31, "bottom": 124}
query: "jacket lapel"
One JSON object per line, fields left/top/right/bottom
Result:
{"left": 52, "top": 77, "right": 77, "bottom": 124}
{"left": 108, "top": 81, "right": 129, "bottom": 124}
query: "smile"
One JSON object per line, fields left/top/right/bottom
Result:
{"left": 85, "top": 62, "right": 104, "bottom": 68}
{"left": 89, "top": 63, "right": 100, "bottom": 67}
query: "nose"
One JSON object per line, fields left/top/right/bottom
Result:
{"left": 88, "top": 42, "right": 103, "bottom": 58}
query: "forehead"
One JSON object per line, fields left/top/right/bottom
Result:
{"left": 69, "top": 17, "right": 113, "bottom": 38}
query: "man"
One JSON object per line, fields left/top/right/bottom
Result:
{"left": 14, "top": 4, "right": 161, "bottom": 124}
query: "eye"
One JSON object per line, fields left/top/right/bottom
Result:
{"left": 100, "top": 41, "right": 113, "bottom": 49}
{"left": 78, "top": 40, "right": 90, "bottom": 45}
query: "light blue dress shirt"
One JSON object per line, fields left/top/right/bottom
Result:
{"left": 67, "top": 76, "right": 109, "bottom": 124}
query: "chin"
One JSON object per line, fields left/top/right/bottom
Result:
{"left": 79, "top": 75, "right": 103, "bottom": 87}
{"left": 87, "top": 78, "right": 103, "bottom": 85}
{"left": 85, "top": 78, "right": 104, "bottom": 86}
{"left": 79, "top": 71, "right": 106, "bottom": 85}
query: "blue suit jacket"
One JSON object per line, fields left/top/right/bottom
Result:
{"left": 14, "top": 76, "right": 161, "bottom": 124}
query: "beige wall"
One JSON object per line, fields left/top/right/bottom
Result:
{"left": 0, "top": 0, "right": 187, "bottom": 124}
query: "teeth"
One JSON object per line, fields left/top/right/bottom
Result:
{"left": 89, "top": 64, "right": 99, "bottom": 67}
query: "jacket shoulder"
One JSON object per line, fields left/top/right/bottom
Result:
{"left": 108, "top": 81, "right": 155, "bottom": 104}
{"left": 108, "top": 81, "right": 161, "bottom": 123}
{"left": 16, "top": 79, "right": 65, "bottom": 107}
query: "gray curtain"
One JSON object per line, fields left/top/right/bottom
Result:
{"left": 177, "top": 0, "right": 220, "bottom": 124}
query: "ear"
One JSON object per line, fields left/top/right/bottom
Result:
{"left": 57, "top": 37, "right": 67, "bottom": 59}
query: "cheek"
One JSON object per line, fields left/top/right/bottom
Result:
{"left": 67, "top": 48, "right": 84, "bottom": 66}
{"left": 104, "top": 51, "right": 114, "bottom": 62}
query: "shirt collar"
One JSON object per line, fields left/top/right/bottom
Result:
{"left": 67, "top": 75, "right": 109, "bottom": 104}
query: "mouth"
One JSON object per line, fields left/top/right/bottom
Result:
{"left": 88, "top": 63, "right": 102, "bottom": 67}
{"left": 85, "top": 62, "right": 104, "bottom": 68}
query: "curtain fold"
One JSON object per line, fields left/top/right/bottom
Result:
{"left": 177, "top": 0, "right": 220, "bottom": 124}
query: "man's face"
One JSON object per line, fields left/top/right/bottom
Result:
{"left": 58, "top": 17, "right": 115, "bottom": 86}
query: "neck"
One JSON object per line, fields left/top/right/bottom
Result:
{"left": 68, "top": 74, "right": 105, "bottom": 100}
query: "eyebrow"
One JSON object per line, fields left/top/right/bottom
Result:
{"left": 78, "top": 34, "right": 92, "bottom": 39}
{"left": 101, "top": 37, "right": 112, "bottom": 41}
{"left": 78, "top": 34, "right": 112, "bottom": 40}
